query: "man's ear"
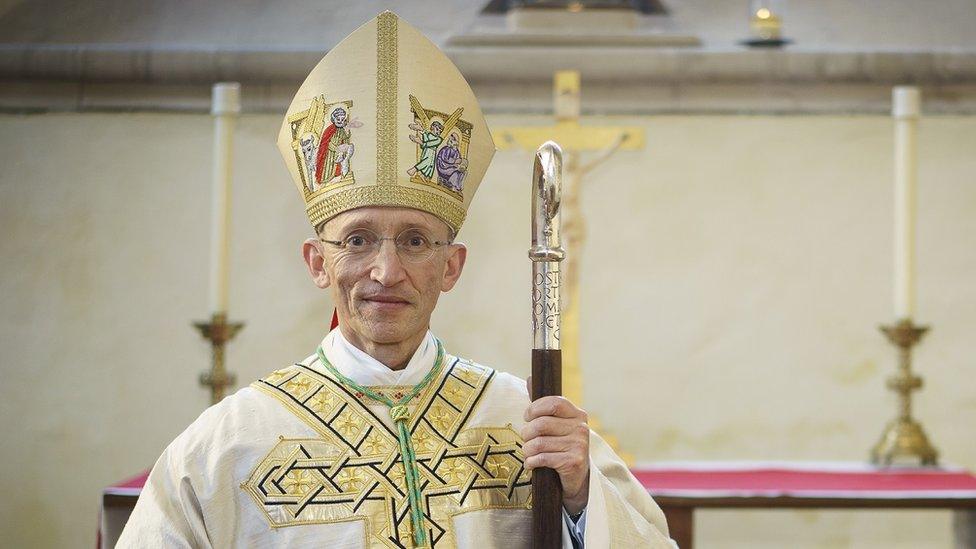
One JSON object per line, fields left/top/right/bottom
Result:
{"left": 302, "top": 238, "right": 332, "bottom": 289}
{"left": 440, "top": 243, "right": 467, "bottom": 292}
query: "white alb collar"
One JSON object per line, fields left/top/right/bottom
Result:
{"left": 318, "top": 328, "right": 437, "bottom": 387}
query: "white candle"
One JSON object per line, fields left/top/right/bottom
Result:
{"left": 208, "top": 83, "right": 241, "bottom": 315}
{"left": 893, "top": 86, "right": 919, "bottom": 320}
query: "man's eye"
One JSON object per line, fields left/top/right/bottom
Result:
{"left": 346, "top": 235, "right": 370, "bottom": 247}
{"left": 401, "top": 234, "right": 429, "bottom": 249}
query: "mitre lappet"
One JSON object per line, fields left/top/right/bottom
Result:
{"left": 278, "top": 10, "right": 495, "bottom": 234}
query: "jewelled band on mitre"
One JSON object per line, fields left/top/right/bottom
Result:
{"left": 305, "top": 185, "right": 467, "bottom": 234}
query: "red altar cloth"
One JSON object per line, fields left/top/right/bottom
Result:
{"left": 107, "top": 462, "right": 976, "bottom": 501}
{"left": 104, "top": 470, "right": 149, "bottom": 497}
{"left": 631, "top": 462, "right": 976, "bottom": 499}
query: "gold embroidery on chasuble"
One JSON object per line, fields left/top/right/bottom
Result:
{"left": 243, "top": 358, "right": 532, "bottom": 547}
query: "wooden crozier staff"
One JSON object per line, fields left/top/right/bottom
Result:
{"left": 529, "top": 141, "right": 565, "bottom": 548}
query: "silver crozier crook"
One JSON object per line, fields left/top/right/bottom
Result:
{"left": 530, "top": 141, "right": 565, "bottom": 348}
{"left": 528, "top": 141, "right": 565, "bottom": 548}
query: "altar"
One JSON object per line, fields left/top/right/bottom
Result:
{"left": 642, "top": 462, "right": 976, "bottom": 549}
{"left": 101, "top": 462, "right": 976, "bottom": 548}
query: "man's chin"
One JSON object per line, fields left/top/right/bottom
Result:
{"left": 355, "top": 316, "right": 417, "bottom": 344}
{"left": 361, "top": 327, "right": 413, "bottom": 345}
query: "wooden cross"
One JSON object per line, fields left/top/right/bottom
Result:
{"left": 494, "top": 71, "right": 644, "bottom": 460}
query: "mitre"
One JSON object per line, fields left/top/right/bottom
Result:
{"left": 277, "top": 11, "right": 495, "bottom": 234}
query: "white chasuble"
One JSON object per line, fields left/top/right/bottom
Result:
{"left": 118, "top": 331, "right": 675, "bottom": 548}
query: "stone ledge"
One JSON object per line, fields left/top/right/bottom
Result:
{"left": 1, "top": 45, "right": 974, "bottom": 85}
{"left": 2, "top": 46, "right": 976, "bottom": 114}
{"left": 450, "top": 49, "right": 976, "bottom": 84}
{"left": 4, "top": 80, "right": 976, "bottom": 115}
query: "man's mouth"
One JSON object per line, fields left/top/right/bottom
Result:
{"left": 361, "top": 294, "right": 410, "bottom": 305}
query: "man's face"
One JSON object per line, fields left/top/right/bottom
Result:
{"left": 300, "top": 134, "right": 316, "bottom": 162}
{"left": 332, "top": 108, "right": 347, "bottom": 128}
{"left": 306, "top": 207, "right": 466, "bottom": 349}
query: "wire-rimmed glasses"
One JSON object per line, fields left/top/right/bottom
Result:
{"left": 320, "top": 228, "right": 453, "bottom": 263}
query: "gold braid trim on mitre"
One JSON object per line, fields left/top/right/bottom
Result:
{"left": 306, "top": 185, "right": 467, "bottom": 234}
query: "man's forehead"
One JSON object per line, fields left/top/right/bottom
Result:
{"left": 325, "top": 207, "right": 452, "bottom": 235}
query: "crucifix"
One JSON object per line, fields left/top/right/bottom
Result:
{"left": 494, "top": 70, "right": 644, "bottom": 459}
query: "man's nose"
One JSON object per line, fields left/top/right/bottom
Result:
{"left": 370, "top": 240, "right": 408, "bottom": 286}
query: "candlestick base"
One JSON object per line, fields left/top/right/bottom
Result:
{"left": 871, "top": 417, "right": 939, "bottom": 466}
{"left": 194, "top": 312, "right": 244, "bottom": 405}
{"left": 869, "top": 319, "right": 939, "bottom": 467}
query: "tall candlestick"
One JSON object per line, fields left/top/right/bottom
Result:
{"left": 208, "top": 83, "right": 241, "bottom": 314}
{"left": 893, "top": 86, "right": 919, "bottom": 320}
{"left": 870, "top": 319, "right": 938, "bottom": 466}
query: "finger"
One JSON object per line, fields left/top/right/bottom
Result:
{"left": 522, "top": 435, "right": 578, "bottom": 458}
{"left": 524, "top": 451, "right": 587, "bottom": 474}
{"left": 524, "top": 451, "right": 565, "bottom": 471}
{"left": 524, "top": 396, "right": 587, "bottom": 422}
{"left": 520, "top": 416, "right": 579, "bottom": 441}
{"left": 521, "top": 419, "right": 591, "bottom": 448}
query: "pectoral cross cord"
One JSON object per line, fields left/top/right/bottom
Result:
{"left": 315, "top": 340, "right": 446, "bottom": 547}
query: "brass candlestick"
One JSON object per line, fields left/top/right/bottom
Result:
{"left": 870, "top": 319, "right": 939, "bottom": 466}
{"left": 194, "top": 312, "right": 244, "bottom": 404}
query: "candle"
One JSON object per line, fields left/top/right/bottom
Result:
{"left": 893, "top": 86, "right": 919, "bottom": 320}
{"left": 750, "top": 0, "right": 783, "bottom": 41}
{"left": 208, "top": 82, "right": 241, "bottom": 315}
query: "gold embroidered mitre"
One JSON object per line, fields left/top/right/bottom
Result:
{"left": 278, "top": 11, "right": 495, "bottom": 234}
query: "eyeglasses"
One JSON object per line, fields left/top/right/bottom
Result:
{"left": 321, "top": 228, "right": 453, "bottom": 263}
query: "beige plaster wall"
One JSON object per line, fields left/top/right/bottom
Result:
{"left": 0, "top": 112, "right": 973, "bottom": 548}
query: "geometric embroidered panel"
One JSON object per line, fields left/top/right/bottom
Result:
{"left": 242, "top": 358, "right": 532, "bottom": 547}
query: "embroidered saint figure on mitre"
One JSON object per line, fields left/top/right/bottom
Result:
{"left": 436, "top": 132, "right": 467, "bottom": 192}
{"left": 314, "top": 105, "right": 357, "bottom": 186}
{"left": 116, "top": 10, "right": 676, "bottom": 549}
{"left": 407, "top": 118, "right": 443, "bottom": 179}
{"left": 295, "top": 95, "right": 361, "bottom": 192}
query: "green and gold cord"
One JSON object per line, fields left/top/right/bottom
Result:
{"left": 316, "top": 340, "right": 445, "bottom": 547}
